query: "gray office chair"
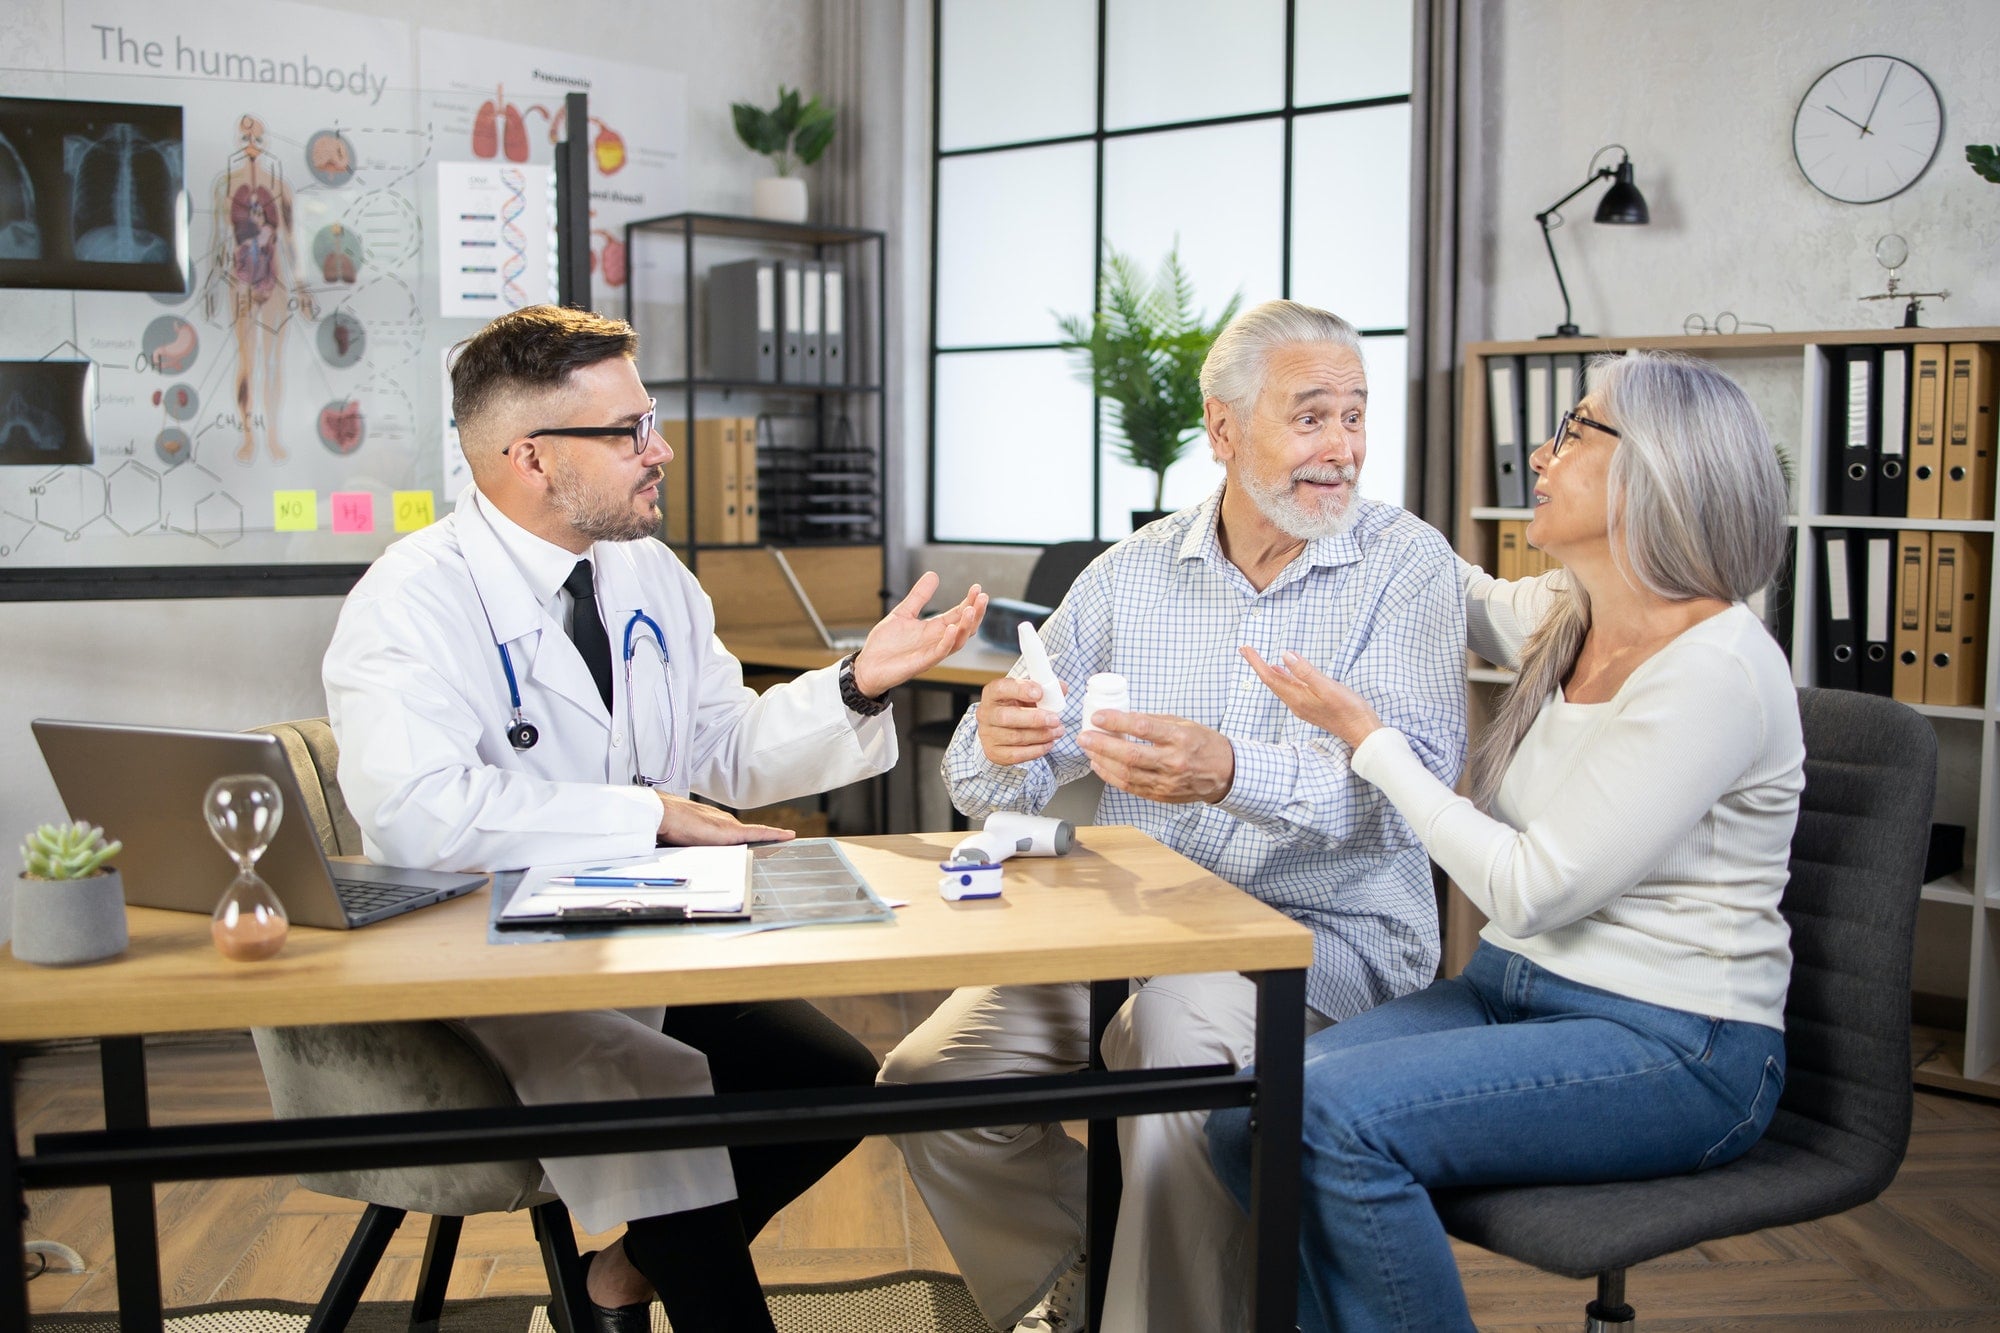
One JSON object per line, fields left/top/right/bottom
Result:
{"left": 918, "top": 540, "right": 1113, "bottom": 828}
{"left": 1430, "top": 687, "right": 1936, "bottom": 1329}
{"left": 249, "top": 719, "right": 592, "bottom": 1333}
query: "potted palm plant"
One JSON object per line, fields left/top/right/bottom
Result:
{"left": 1057, "top": 244, "right": 1241, "bottom": 531}
{"left": 15, "top": 821, "right": 128, "bottom": 965}
{"left": 732, "top": 86, "right": 836, "bottom": 223}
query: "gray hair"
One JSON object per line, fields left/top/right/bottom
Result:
{"left": 1466, "top": 350, "right": 1790, "bottom": 808}
{"left": 1199, "top": 299, "right": 1364, "bottom": 415}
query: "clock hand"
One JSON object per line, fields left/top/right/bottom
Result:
{"left": 1860, "top": 66, "right": 1891, "bottom": 135}
{"left": 1823, "top": 105, "right": 1872, "bottom": 136}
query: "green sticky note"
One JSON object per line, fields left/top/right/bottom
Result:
{"left": 392, "top": 490, "right": 436, "bottom": 531}
{"left": 273, "top": 491, "right": 318, "bottom": 531}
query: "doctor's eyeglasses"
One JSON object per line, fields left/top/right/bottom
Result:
{"left": 506, "top": 400, "right": 657, "bottom": 456}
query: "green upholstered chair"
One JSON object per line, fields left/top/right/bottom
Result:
{"left": 248, "top": 719, "right": 591, "bottom": 1333}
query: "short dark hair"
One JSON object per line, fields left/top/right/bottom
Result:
{"left": 449, "top": 305, "right": 637, "bottom": 437}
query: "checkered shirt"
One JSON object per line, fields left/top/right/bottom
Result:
{"left": 943, "top": 488, "right": 1467, "bottom": 1018}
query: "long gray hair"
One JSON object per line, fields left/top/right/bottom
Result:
{"left": 1465, "top": 350, "right": 1790, "bottom": 809}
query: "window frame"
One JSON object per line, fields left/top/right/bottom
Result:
{"left": 927, "top": 0, "right": 1421, "bottom": 546}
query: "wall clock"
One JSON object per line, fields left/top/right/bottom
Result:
{"left": 1792, "top": 55, "right": 1943, "bottom": 204}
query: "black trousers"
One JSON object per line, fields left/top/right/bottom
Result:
{"left": 655, "top": 997, "right": 879, "bottom": 1236}
{"left": 615, "top": 999, "right": 877, "bottom": 1331}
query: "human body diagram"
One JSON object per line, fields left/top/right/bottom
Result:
{"left": 203, "top": 115, "right": 318, "bottom": 464}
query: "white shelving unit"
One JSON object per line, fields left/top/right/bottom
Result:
{"left": 1455, "top": 327, "right": 2000, "bottom": 1100}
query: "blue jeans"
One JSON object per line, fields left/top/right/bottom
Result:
{"left": 1207, "top": 943, "right": 1786, "bottom": 1333}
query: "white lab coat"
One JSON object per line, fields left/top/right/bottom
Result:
{"left": 322, "top": 488, "right": 897, "bottom": 1228}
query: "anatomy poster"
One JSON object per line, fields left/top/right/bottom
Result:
{"left": 0, "top": 0, "right": 432, "bottom": 571}
{"left": 418, "top": 29, "right": 687, "bottom": 320}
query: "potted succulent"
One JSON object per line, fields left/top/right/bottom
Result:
{"left": 1057, "top": 244, "right": 1241, "bottom": 531}
{"left": 731, "top": 85, "right": 836, "bottom": 223}
{"left": 15, "top": 821, "right": 128, "bottom": 965}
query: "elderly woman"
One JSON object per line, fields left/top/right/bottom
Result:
{"left": 1206, "top": 351, "right": 1802, "bottom": 1333}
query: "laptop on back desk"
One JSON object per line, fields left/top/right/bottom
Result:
{"left": 31, "top": 719, "right": 485, "bottom": 929}
{"left": 767, "top": 547, "right": 871, "bottom": 652}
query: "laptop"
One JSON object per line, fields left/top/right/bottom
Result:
{"left": 767, "top": 547, "right": 871, "bottom": 651}
{"left": 31, "top": 719, "right": 486, "bottom": 929}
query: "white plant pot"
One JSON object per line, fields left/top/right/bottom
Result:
{"left": 752, "top": 176, "right": 809, "bottom": 224}
{"left": 13, "top": 870, "right": 129, "bottom": 966}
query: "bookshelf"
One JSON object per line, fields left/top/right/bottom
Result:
{"left": 1454, "top": 326, "right": 2000, "bottom": 1100}
{"left": 622, "top": 212, "right": 888, "bottom": 589}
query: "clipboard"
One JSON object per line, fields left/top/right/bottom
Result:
{"left": 496, "top": 845, "right": 753, "bottom": 930}
{"left": 496, "top": 898, "right": 751, "bottom": 929}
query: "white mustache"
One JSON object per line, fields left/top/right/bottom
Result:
{"left": 1292, "top": 465, "right": 1356, "bottom": 486}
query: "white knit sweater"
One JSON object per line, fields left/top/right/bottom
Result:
{"left": 1350, "top": 566, "right": 1803, "bottom": 1029}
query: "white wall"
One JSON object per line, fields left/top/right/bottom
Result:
{"left": 1476, "top": 1, "right": 2000, "bottom": 341}
{"left": 0, "top": 0, "right": 837, "bottom": 835}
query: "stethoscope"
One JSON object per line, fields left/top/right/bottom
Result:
{"left": 497, "top": 608, "right": 675, "bottom": 786}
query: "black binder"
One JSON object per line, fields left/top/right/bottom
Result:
{"left": 1816, "top": 528, "right": 1861, "bottom": 691}
{"left": 1860, "top": 533, "right": 1894, "bottom": 696}
{"left": 1876, "top": 345, "right": 1910, "bottom": 517}
{"left": 1486, "top": 355, "right": 1528, "bottom": 509}
{"left": 1829, "top": 346, "right": 1881, "bottom": 516}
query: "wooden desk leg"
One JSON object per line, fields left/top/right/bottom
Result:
{"left": 1085, "top": 978, "right": 1126, "bottom": 1329}
{"left": 1248, "top": 968, "right": 1305, "bottom": 1332}
{"left": 2, "top": 1045, "right": 27, "bottom": 1333}
{"left": 101, "top": 1037, "right": 163, "bottom": 1333}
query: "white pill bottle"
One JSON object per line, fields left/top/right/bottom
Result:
{"left": 1080, "top": 671, "right": 1131, "bottom": 735}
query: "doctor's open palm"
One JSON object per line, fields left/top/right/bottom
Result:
{"left": 849, "top": 572, "right": 988, "bottom": 699}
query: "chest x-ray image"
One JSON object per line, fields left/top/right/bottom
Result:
{"left": 0, "top": 96, "right": 188, "bottom": 293}
{"left": 0, "top": 361, "right": 95, "bottom": 467}
{"left": 0, "top": 131, "right": 38, "bottom": 260}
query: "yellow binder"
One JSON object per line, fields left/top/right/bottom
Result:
{"left": 1906, "top": 344, "right": 1946, "bottom": 519}
{"left": 1924, "top": 531, "right": 1987, "bottom": 707}
{"left": 1941, "top": 343, "right": 1998, "bottom": 521}
{"left": 737, "top": 416, "right": 761, "bottom": 545}
{"left": 661, "top": 418, "right": 742, "bottom": 544}
{"left": 1892, "top": 530, "right": 1930, "bottom": 704}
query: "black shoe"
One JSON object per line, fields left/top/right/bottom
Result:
{"left": 580, "top": 1249, "right": 654, "bottom": 1333}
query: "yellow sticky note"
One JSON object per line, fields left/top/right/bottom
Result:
{"left": 273, "top": 490, "right": 317, "bottom": 531}
{"left": 392, "top": 490, "right": 436, "bottom": 532}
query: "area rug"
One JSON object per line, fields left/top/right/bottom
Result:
{"left": 28, "top": 1271, "right": 990, "bottom": 1333}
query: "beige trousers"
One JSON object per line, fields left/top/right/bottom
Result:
{"left": 880, "top": 974, "right": 1324, "bottom": 1333}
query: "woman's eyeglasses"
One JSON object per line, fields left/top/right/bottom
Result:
{"left": 1550, "top": 408, "right": 1621, "bottom": 458}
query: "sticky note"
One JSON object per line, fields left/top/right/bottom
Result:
{"left": 331, "top": 492, "right": 376, "bottom": 533}
{"left": 273, "top": 490, "right": 317, "bottom": 532}
{"left": 393, "top": 490, "right": 436, "bottom": 531}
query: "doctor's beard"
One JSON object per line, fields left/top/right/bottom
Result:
{"left": 1239, "top": 462, "right": 1362, "bottom": 541}
{"left": 548, "top": 457, "right": 664, "bottom": 543}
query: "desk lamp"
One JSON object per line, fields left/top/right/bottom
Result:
{"left": 1535, "top": 145, "right": 1649, "bottom": 338}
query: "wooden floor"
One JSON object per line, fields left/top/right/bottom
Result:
{"left": 18, "top": 994, "right": 2000, "bottom": 1330}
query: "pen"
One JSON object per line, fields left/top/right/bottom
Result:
{"left": 545, "top": 875, "right": 691, "bottom": 888}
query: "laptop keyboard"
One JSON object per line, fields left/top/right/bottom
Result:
{"left": 333, "top": 877, "right": 433, "bottom": 916}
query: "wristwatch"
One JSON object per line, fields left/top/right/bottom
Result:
{"left": 838, "top": 652, "right": 890, "bottom": 716}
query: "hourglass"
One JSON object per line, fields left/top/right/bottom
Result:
{"left": 204, "top": 773, "right": 290, "bottom": 960}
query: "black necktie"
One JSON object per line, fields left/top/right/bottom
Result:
{"left": 563, "top": 558, "right": 614, "bottom": 711}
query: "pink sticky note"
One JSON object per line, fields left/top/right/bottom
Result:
{"left": 331, "top": 492, "right": 376, "bottom": 534}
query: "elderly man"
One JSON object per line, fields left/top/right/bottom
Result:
{"left": 879, "top": 300, "right": 1466, "bottom": 1333}
{"left": 324, "top": 304, "right": 986, "bottom": 1333}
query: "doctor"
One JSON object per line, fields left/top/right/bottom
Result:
{"left": 323, "top": 304, "right": 987, "bottom": 1333}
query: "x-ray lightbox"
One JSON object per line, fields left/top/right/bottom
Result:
{"left": 0, "top": 97, "right": 190, "bottom": 294}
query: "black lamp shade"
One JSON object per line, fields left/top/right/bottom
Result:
{"left": 1594, "top": 159, "right": 1650, "bottom": 224}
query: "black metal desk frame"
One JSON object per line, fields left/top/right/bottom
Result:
{"left": 3, "top": 971, "right": 1304, "bottom": 1332}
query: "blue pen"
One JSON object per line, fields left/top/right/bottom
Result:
{"left": 546, "top": 875, "right": 691, "bottom": 888}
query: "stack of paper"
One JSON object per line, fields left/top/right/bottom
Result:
{"left": 499, "top": 845, "right": 753, "bottom": 926}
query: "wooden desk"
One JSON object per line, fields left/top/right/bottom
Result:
{"left": 1, "top": 827, "right": 1312, "bottom": 1331}
{"left": 721, "top": 627, "right": 1015, "bottom": 690}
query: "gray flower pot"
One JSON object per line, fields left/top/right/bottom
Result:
{"left": 13, "top": 870, "right": 129, "bottom": 965}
